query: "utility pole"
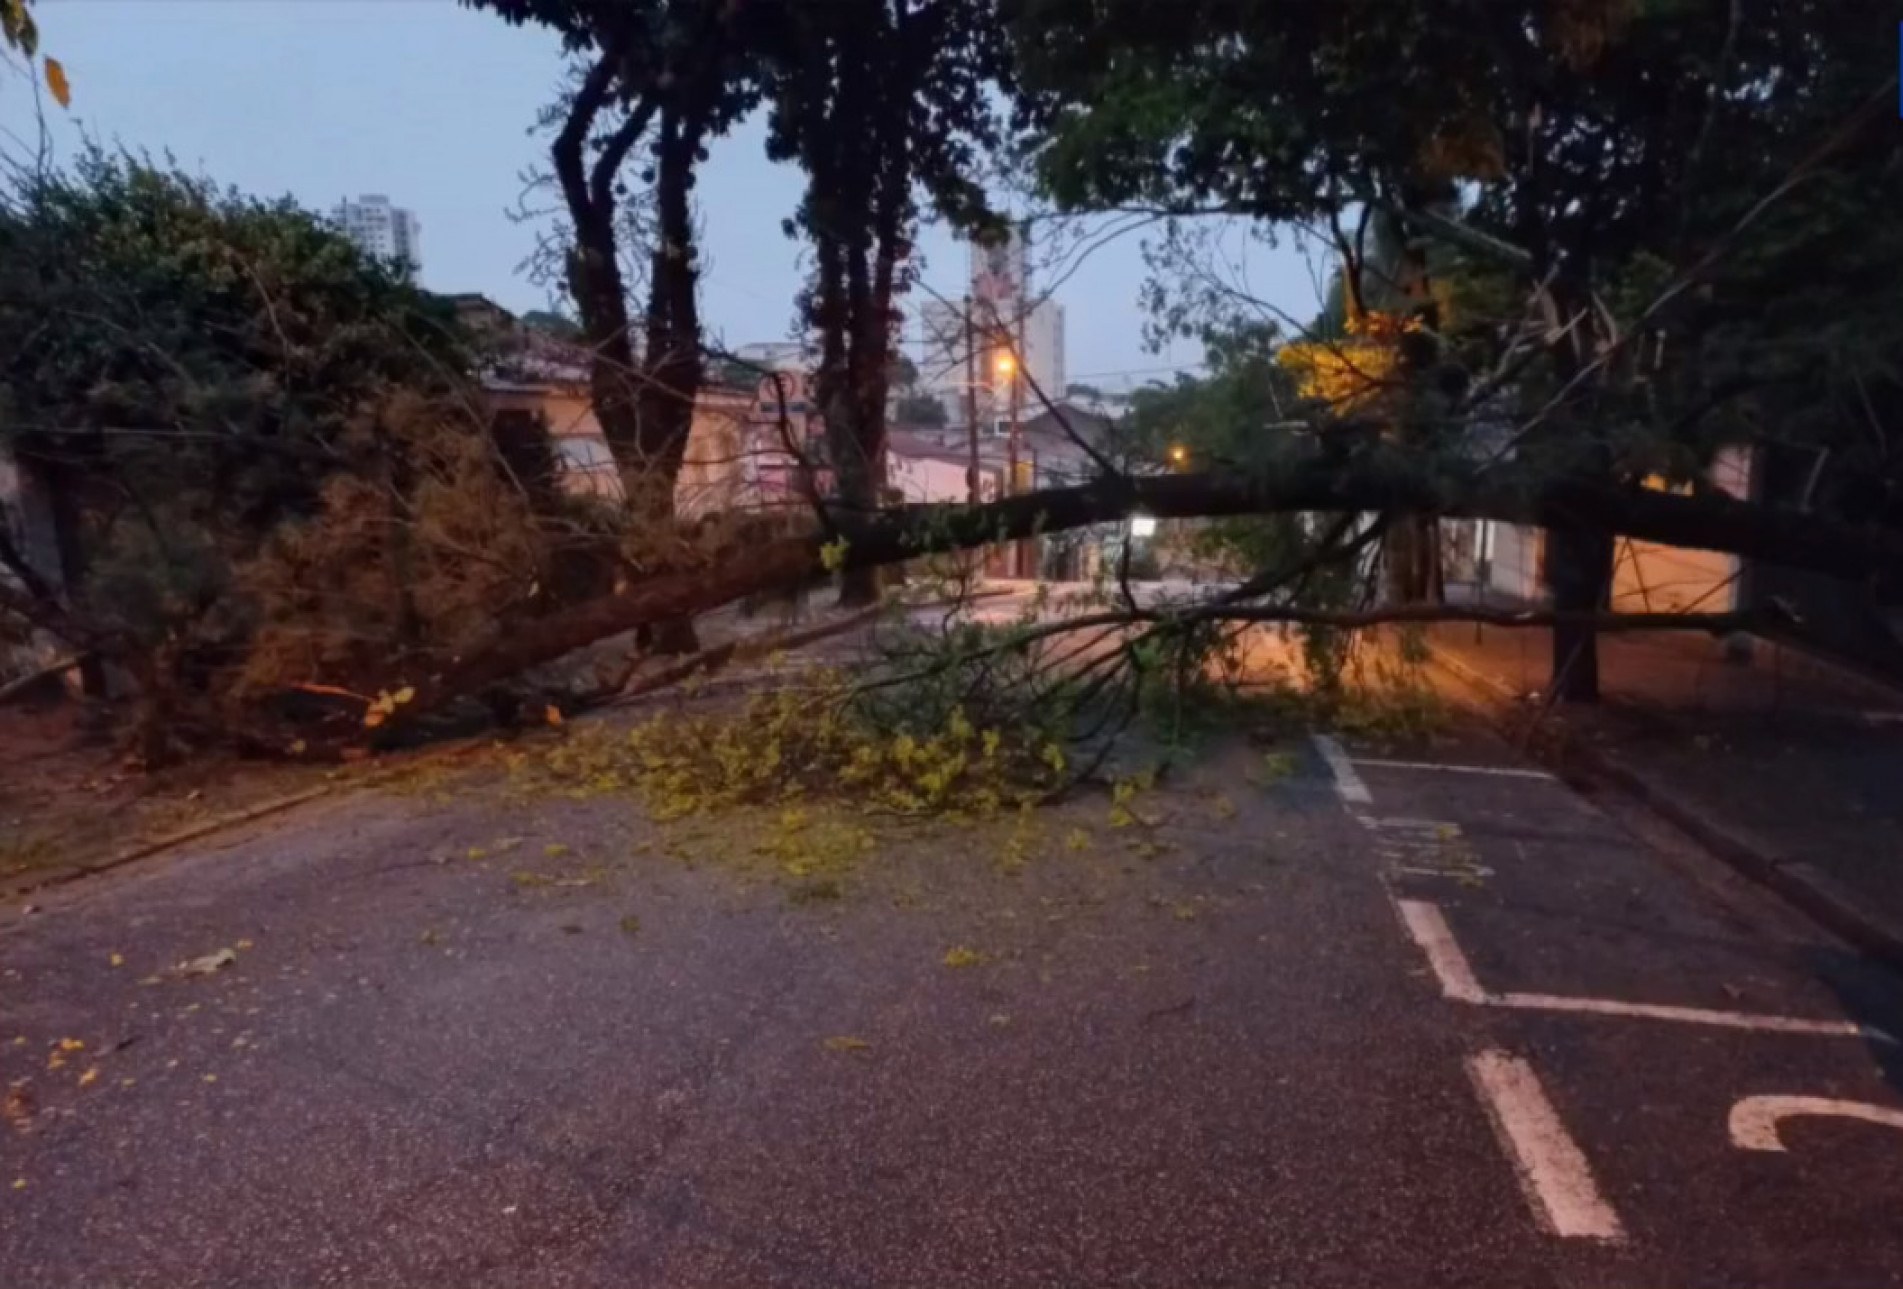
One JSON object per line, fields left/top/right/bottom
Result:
{"left": 963, "top": 294, "right": 980, "bottom": 505}
{"left": 1006, "top": 312, "right": 1027, "bottom": 577}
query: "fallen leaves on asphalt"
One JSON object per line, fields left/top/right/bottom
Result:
{"left": 176, "top": 948, "right": 237, "bottom": 977}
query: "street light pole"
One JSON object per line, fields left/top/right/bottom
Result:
{"left": 1012, "top": 307, "right": 1028, "bottom": 578}
{"left": 963, "top": 294, "right": 980, "bottom": 506}
{"left": 998, "top": 340, "right": 1023, "bottom": 577}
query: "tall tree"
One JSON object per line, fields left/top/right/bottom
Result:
{"left": 466, "top": 0, "right": 758, "bottom": 522}
{"left": 764, "top": 0, "right": 1007, "bottom": 604}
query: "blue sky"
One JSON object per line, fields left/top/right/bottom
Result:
{"left": 18, "top": 0, "right": 1321, "bottom": 390}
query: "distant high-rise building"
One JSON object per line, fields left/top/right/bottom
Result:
{"left": 332, "top": 195, "right": 421, "bottom": 276}
{"left": 916, "top": 225, "right": 1066, "bottom": 428}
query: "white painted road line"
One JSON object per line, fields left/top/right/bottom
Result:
{"left": 1496, "top": 991, "right": 1895, "bottom": 1044}
{"left": 1393, "top": 898, "right": 1488, "bottom": 1004}
{"left": 1348, "top": 758, "right": 1556, "bottom": 780}
{"left": 1729, "top": 1095, "right": 1903, "bottom": 1151}
{"left": 1393, "top": 897, "right": 1894, "bottom": 1043}
{"left": 1311, "top": 734, "right": 1371, "bottom": 804}
{"left": 1466, "top": 1050, "right": 1626, "bottom": 1243}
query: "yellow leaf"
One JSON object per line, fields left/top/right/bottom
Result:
{"left": 941, "top": 945, "right": 985, "bottom": 969}
{"left": 235, "top": 939, "right": 254, "bottom": 951}
{"left": 108, "top": 953, "right": 124, "bottom": 968}
{"left": 392, "top": 686, "right": 416, "bottom": 705}
{"left": 43, "top": 57, "right": 68, "bottom": 109}
{"left": 56, "top": 1038, "right": 84, "bottom": 1052}
{"left": 10, "top": 1178, "right": 23, "bottom": 1191}
{"left": 77, "top": 1067, "right": 98, "bottom": 1088}
{"left": 821, "top": 1035, "right": 870, "bottom": 1052}
{"left": 202, "top": 1073, "right": 218, "bottom": 1084}
{"left": 363, "top": 709, "right": 387, "bottom": 729}
{"left": 545, "top": 705, "right": 564, "bottom": 727}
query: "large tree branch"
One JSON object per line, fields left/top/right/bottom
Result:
{"left": 552, "top": 51, "right": 619, "bottom": 230}
{"left": 353, "top": 450, "right": 1902, "bottom": 745}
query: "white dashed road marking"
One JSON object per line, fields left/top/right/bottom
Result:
{"left": 1492, "top": 990, "right": 1892, "bottom": 1043}
{"left": 1349, "top": 758, "right": 1556, "bottom": 780}
{"left": 1466, "top": 1050, "right": 1627, "bottom": 1243}
{"left": 1392, "top": 897, "right": 1892, "bottom": 1043}
{"left": 1311, "top": 734, "right": 1371, "bottom": 804}
{"left": 1393, "top": 897, "right": 1488, "bottom": 1004}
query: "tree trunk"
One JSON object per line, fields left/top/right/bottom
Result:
{"left": 625, "top": 104, "right": 714, "bottom": 654}
{"left": 1545, "top": 524, "right": 1615, "bottom": 702}
{"left": 1382, "top": 513, "right": 1442, "bottom": 603}
{"left": 838, "top": 564, "right": 880, "bottom": 607}
{"left": 342, "top": 458, "right": 1903, "bottom": 745}
{"left": 39, "top": 456, "right": 108, "bottom": 697}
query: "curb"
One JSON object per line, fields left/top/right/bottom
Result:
{"left": 1750, "top": 632, "right": 1903, "bottom": 710}
{"left": 3, "top": 738, "right": 499, "bottom": 905}
{"left": 3, "top": 590, "right": 1001, "bottom": 904}
{"left": 2, "top": 784, "right": 336, "bottom": 904}
{"left": 1427, "top": 644, "right": 1903, "bottom": 974}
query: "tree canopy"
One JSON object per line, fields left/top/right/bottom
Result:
{"left": 1017, "top": 0, "right": 1903, "bottom": 693}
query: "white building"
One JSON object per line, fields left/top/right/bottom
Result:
{"left": 916, "top": 225, "right": 1066, "bottom": 428}
{"left": 332, "top": 195, "right": 421, "bottom": 276}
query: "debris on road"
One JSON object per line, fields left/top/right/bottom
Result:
{"left": 175, "top": 947, "right": 238, "bottom": 977}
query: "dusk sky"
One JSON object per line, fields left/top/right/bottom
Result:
{"left": 18, "top": 0, "right": 1322, "bottom": 391}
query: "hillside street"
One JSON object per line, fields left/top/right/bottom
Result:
{"left": 4, "top": 708, "right": 1901, "bottom": 1288}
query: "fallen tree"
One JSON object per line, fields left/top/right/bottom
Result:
{"left": 356, "top": 446, "right": 1903, "bottom": 742}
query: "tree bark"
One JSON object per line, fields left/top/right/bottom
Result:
{"left": 1545, "top": 524, "right": 1616, "bottom": 702}
{"left": 552, "top": 53, "right": 654, "bottom": 500}
{"left": 35, "top": 454, "right": 108, "bottom": 697}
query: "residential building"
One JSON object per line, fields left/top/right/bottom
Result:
{"left": 917, "top": 224, "right": 1067, "bottom": 427}
{"left": 332, "top": 195, "right": 421, "bottom": 276}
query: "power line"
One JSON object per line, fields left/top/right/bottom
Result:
{"left": 1064, "top": 361, "right": 1209, "bottom": 382}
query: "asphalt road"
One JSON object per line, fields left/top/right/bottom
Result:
{"left": 2, "top": 715, "right": 1900, "bottom": 1287}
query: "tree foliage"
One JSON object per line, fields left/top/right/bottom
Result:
{"left": 1018, "top": 0, "right": 1903, "bottom": 694}
{"left": 0, "top": 151, "right": 590, "bottom": 758}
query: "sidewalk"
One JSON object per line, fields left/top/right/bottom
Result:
{"left": 1427, "top": 623, "right": 1903, "bottom": 964}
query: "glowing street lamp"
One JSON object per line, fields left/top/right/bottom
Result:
{"left": 1167, "top": 443, "right": 1189, "bottom": 468}
{"left": 993, "top": 350, "right": 1015, "bottom": 378}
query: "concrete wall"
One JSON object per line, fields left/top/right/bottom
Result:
{"left": 1610, "top": 448, "right": 1750, "bottom": 614}
{"left": 890, "top": 453, "right": 967, "bottom": 505}
{"left": 483, "top": 384, "right": 756, "bottom": 516}
{"left": 1477, "top": 448, "right": 1753, "bottom": 611}
{"left": 1481, "top": 522, "right": 1545, "bottom": 602}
